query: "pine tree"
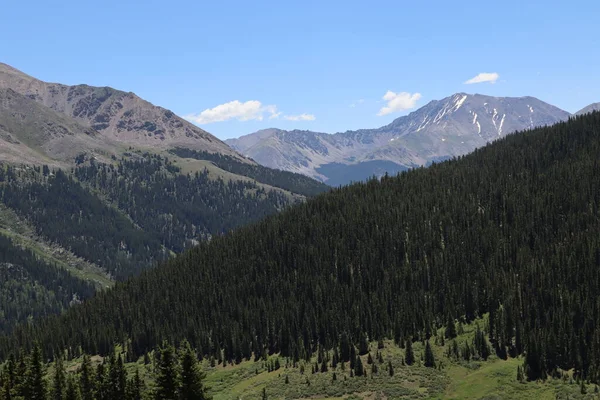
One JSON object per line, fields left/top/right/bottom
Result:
{"left": 405, "top": 339, "right": 415, "bottom": 366}
{"left": 388, "top": 361, "right": 394, "bottom": 377}
{"left": 359, "top": 332, "right": 369, "bottom": 355}
{"left": 65, "top": 375, "right": 80, "bottom": 400}
{"left": 155, "top": 343, "right": 179, "bottom": 400}
{"left": 320, "top": 361, "right": 328, "bottom": 373}
{"left": 261, "top": 387, "right": 268, "bottom": 400}
{"left": 95, "top": 362, "right": 109, "bottom": 400}
{"left": 23, "top": 344, "right": 46, "bottom": 400}
{"left": 424, "top": 341, "right": 435, "bottom": 368}
{"left": 79, "top": 354, "right": 95, "bottom": 400}
{"left": 445, "top": 316, "right": 457, "bottom": 339}
{"left": 108, "top": 354, "right": 127, "bottom": 400}
{"left": 52, "top": 356, "right": 67, "bottom": 400}
{"left": 516, "top": 366, "right": 524, "bottom": 382}
{"left": 179, "top": 340, "right": 210, "bottom": 400}
{"left": 354, "top": 356, "right": 364, "bottom": 377}
{"left": 125, "top": 369, "right": 145, "bottom": 400}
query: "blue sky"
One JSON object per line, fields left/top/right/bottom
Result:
{"left": 2, "top": 0, "right": 599, "bottom": 139}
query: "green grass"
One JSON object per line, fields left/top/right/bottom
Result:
{"left": 53, "top": 318, "right": 600, "bottom": 400}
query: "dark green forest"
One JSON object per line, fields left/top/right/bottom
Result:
{"left": 0, "top": 154, "right": 302, "bottom": 279}
{"left": 169, "top": 147, "right": 330, "bottom": 195}
{"left": 0, "top": 234, "right": 95, "bottom": 334}
{"left": 2, "top": 112, "right": 600, "bottom": 386}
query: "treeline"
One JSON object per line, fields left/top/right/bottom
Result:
{"left": 0, "top": 234, "right": 95, "bottom": 334}
{"left": 170, "top": 147, "right": 331, "bottom": 196}
{"left": 0, "top": 341, "right": 210, "bottom": 400}
{"left": 2, "top": 113, "right": 600, "bottom": 384}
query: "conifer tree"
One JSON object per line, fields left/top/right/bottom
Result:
{"left": 405, "top": 339, "right": 415, "bottom": 366}
{"left": 359, "top": 332, "right": 369, "bottom": 355}
{"left": 155, "top": 343, "right": 179, "bottom": 400}
{"left": 445, "top": 316, "right": 457, "bottom": 339}
{"left": 125, "top": 369, "right": 145, "bottom": 400}
{"left": 179, "top": 340, "right": 210, "bottom": 400}
{"left": 95, "top": 362, "right": 109, "bottom": 400}
{"left": 52, "top": 356, "right": 66, "bottom": 400}
{"left": 108, "top": 354, "right": 127, "bottom": 400}
{"left": 320, "top": 361, "right": 328, "bottom": 373}
{"left": 388, "top": 361, "right": 394, "bottom": 377}
{"left": 79, "top": 354, "right": 95, "bottom": 400}
{"left": 354, "top": 356, "right": 364, "bottom": 377}
{"left": 65, "top": 374, "right": 80, "bottom": 400}
{"left": 23, "top": 344, "right": 46, "bottom": 400}
{"left": 424, "top": 341, "right": 435, "bottom": 368}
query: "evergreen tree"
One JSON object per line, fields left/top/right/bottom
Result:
{"left": 108, "top": 354, "right": 127, "bottom": 400}
{"left": 155, "top": 343, "right": 179, "bottom": 400}
{"left": 320, "top": 361, "right": 328, "bottom": 373}
{"left": 179, "top": 340, "right": 210, "bottom": 400}
{"left": 52, "top": 356, "right": 66, "bottom": 400}
{"left": 445, "top": 316, "right": 457, "bottom": 339}
{"left": 388, "top": 361, "right": 394, "bottom": 377}
{"left": 65, "top": 375, "right": 80, "bottom": 400}
{"left": 354, "top": 356, "right": 364, "bottom": 377}
{"left": 23, "top": 344, "right": 46, "bottom": 400}
{"left": 125, "top": 369, "right": 145, "bottom": 400}
{"left": 405, "top": 340, "right": 415, "bottom": 366}
{"left": 95, "top": 363, "right": 109, "bottom": 400}
{"left": 79, "top": 354, "right": 95, "bottom": 400}
{"left": 517, "top": 366, "right": 524, "bottom": 382}
{"left": 424, "top": 341, "right": 435, "bottom": 368}
{"left": 358, "top": 332, "right": 369, "bottom": 355}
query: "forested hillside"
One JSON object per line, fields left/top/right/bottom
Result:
{"left": 170, "top": 147, "right": 330, "bottom": 195}
{"left": 3, "top": 112, "right": 600, "bottom": 386}
{"left": 0, "top": 154, "right": 301, "bottom": 279}
{"left": 0, "top": 234, "right": 95, "bottom": 333}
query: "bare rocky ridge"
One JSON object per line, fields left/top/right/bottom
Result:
{"left": 227, "top": 93, "right": 573, "bottom": 184}
{"left": 0, "top": 62, "right": 245, "bottom": 163}
{"left": 0, "top": 88, "right": 115, "bottom": 166}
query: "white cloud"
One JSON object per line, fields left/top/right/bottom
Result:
{"left": 283, "top": 113, "right": 316, "bottom": 121}
{"left": 377, "top": 91, "right": 421, "bottom": 116}
{"left": 464, "top": 72, "right": 499, "bottom": 84}
{"left": 184, "top": 100, "right": 279, "bottom": 124}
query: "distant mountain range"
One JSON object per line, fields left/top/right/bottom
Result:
{"left": 227, "top": 94, "right": 595, "bottom": 186}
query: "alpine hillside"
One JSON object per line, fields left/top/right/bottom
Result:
{"left": 227, "top": 93, "right": 572, "bottom": 186}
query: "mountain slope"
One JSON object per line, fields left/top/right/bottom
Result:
{"left": 5, "top": 112, "right": 600, "bottom": 386}
{"left": 227, "top": 93, "right": 571, "bottom": 184}
{"left": 576, "top": 102, "right": 600, "bottom": 115}
{"left": 0, "top": 88, "right": 118, "bottom": 166}
{"left": 0, "top": 62, "right": 239, "bottom": 159}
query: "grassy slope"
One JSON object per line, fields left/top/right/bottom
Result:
{"left": 59, "top": 317, "right": 599, "bottom": 399}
